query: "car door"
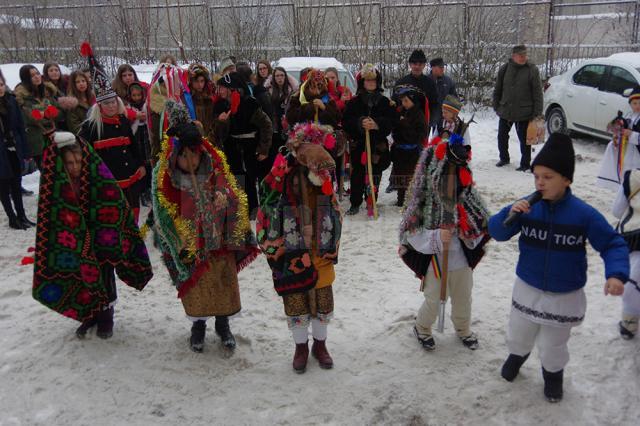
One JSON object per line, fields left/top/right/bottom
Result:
{"left": 595, "top": 65, "right": 636, "bottom": 134}
{"left": 564, "top": 64, "right": 606, "bottom": 132}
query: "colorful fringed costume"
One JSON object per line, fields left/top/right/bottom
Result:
{"left": 32, "top": 134, "right": 153, "bottom": 323}
{"left": 399, "top": 134, "right": 490, "bottom": 346}
{"left": 257, "top": 122, "right": 342, "bottom": 372}
{"left": 152, "top": 101, "right": 259, "bottom": 321}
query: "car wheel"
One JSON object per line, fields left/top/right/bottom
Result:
{"left": 546, "top": 107, "right": 568, "bottom": 134}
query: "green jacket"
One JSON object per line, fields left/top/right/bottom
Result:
{"left": 493, "top": 60, "right": 543, "bottom": 123}
{"left": 14, "top": 82, "right": 62, "bottom": 157}
{"left": 66, "top": 100, "right": 91, "bottom": 135}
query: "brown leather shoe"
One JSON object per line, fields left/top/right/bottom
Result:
{"left": 311, "top": 338, "right": 333, "bottom": 369}
{"left": 292, "top": 341, "right": 309, "bottom": 373}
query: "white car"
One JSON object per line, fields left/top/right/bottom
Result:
{"left": 543, "top": 52, "right": 640, "bottom": 140}
{"left": 272, "top": 57, "right": 357, "bottom": 94}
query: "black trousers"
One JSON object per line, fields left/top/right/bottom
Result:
{"left": 498, "top": 118, "right": 530, "bottom": 167}
{"left": 224, "top": 138, "right": 260, "bottom": 214}
{"left": 0, "top": 151, "right": 25, "bottom": 220}
{"left": 350, "top": 149, "right": 384, "bottom": 209}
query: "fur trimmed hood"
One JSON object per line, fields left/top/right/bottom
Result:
{"left": 14, "top": 81, "right": 60, "bottom": 105}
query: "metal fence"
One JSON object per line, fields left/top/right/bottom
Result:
{"left": 1, "top": 0, "right": 638, "bottom": 102}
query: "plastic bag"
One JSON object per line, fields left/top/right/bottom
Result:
{"left": 527, "top": 118, "right": 545, "bottom": 145}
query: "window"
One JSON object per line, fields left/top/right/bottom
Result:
{"left": 603, "top": 66, "right": 638, "bottom": 95}
{"left": 572, "top": 64, "right": 606, "bottom": 88}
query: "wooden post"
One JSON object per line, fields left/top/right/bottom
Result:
{"left": 365, "top": 129, "right": 378, "bottom": 220}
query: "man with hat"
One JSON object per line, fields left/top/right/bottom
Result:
{"left": 493, "top": 45, "right": 544, "bottom": 171}
{"left": 429, "top": 57, "right": 458, "bottom": 130}
{"left": 394, "top": 49, "right": 439, "bottom": 124}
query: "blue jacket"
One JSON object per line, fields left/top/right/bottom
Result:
{"left": 488, "top": 189, "right": 629, "bottom": 293}
{"left": 0, "top": 92, "right": 28, "bottom": 180}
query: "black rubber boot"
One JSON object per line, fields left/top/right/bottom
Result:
{"left": 96, "top": 307, "right": 114, "bottom": 339}
{"left": 215, "top": 316, "right": 236, "bottom": 350}
{"left": 190, "top": 320, "right": 206, "bottom": 353}
{"left": 501, "top": 353, "right": 530, "bottom": 382}
{"left": 542, "top": 367, "right": 564, "bottom": 403}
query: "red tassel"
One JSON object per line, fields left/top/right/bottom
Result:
{"left": 435, "top": 142, "right": 446, "bottom": 160}
{"left": 360, "top": 151, "right": 367, "bottom": 165}
{"left": 321, "top": 179, "right": 333, "bottom": 195}
{"left": 230, "top": 91, "right": 240, "bottom": 115}
{"left": 27, "top": 247, "right": 35, "bottom": 252}
{"left": 31, "top": 109, "right": 43, "bottom": 120}
{"left": 44, "top": 105, "right": 59, "bottom": 119}
{"left": 424, "top": 97, "right": 430, "bottom": 127}
{"left": 429, "top": 136, "right": 442, "bottom": 147}
{"left": 20, "top": 256, "right": 34, "bottom": 266}
{"left": 80, "top": 41, "right": 93, "bottom": 57}
{"left": 458, "top": 167, "right": 473, "bottom": 187}
{"left": 457, "top": 204, "right": 470, "bottom": 233}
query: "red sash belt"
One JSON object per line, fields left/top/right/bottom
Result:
{"left": 93, "top": 136, "right": 131, "bottom": 150}
{"left": 117, "top": 167, "right": 144, "bottom": 189}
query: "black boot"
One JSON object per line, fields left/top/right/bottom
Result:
{"left": 96, "top": 307, "right": 114, "bottom": 339}
{"left": 18, "top": 215, "right": 36, "bottom": 228}
{"left": 542, "top": 367, "right": 564, "bottom": 403}
{"left": 215, "top": 316, "right": 236, "bottom": 350}
{"left": 75, "top": 317, "right": 98, "bottom": 339}
{"left": 8, "top": 216, "right": 27, "bottom": 230}
{"left": 501, "top": 353, "right": 530, "bottom": 381}
{"left": 190, "top": 320, "right": 206, "bottom": 352}
{"left": 345, "top": 205, "right": 360, "bottom": 216}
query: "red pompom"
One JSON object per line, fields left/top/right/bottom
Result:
{"left": 435, "top": 142, "right": 447, "bottom": 160}
{"left": 230, "top": 91, "right": 241, "bottom": 115}
{"left": 360, "top": 151, "right": 367, "bottom": 165}
{"left": 31, "top": 109, "right": 43, "bottom": 120}
{"left": 20, "top": 256, "right": 34, "bottom": 266}
{"left": 321, "top": 178, "right": 333, "bottom": 195}
{"left": 458, "top": 167, "right": 473, "bottom": 187}
{"left": 323, "top": 134, "right": 336, "bottom": 150}
{"left": 44, "top": 105, "right": 59, "bottom": 119}
{"left": 80, "top": 41, "right": 93, "bottom": 57}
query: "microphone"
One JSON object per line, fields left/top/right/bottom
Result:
{"left": 503, "top": 191, "right": 542, "bottom": 227}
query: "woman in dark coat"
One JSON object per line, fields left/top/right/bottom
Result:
{"left": 0, "top": 74, "right": 33, "bottom": 229}
{"left": 342, "top": 64, "right": 397, "bottom": 215}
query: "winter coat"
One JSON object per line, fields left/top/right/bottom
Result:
{"left": 429, "top": 73, "right": 458, "bottom": 125}
{"left": 215, "top": 96, "right": 273, "bottom": 157}
{"left": 343, "top": 91, "right": 397, "bottom": 170}
{"left": 489, "top": 188, "right": 629, "bottom": 293}
{"left": 66, "top": 98, "right": 91, "bottom": 135}
{"left": 0, "top": 93, "right": 28, "bottom": 179}
{"left": 79, "top": 115, "right": 144, "bottom": 187}
{"left": 14, "top": 81, "right": 64, "bottom": 157}
{"left": 286, "top": 89, "right": 341, "bottom": 130}
{"left": 394, "top": 73, "right": 439, "bottom": 122}
{"left": 493, "top": 60, "right": 543, "bottom": 123}
{"left": 391, "top": 106, "right": 427, "bottom": 181}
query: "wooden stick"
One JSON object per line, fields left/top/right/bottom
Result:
{"left": 437, "top": 162, "right": 457, "bottom": 332}
{"left": 365, "top": 128, "right": 378, "bottom": 220}
{"left": 298, "top": 167, "right": 317, "bottom": 316}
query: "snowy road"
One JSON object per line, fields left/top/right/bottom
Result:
{"left": 0, "top": 111, "right": 638, "bottom": 425}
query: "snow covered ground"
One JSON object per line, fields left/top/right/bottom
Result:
{"left": 0, "top": 110, "right": 638, "bottom": 426}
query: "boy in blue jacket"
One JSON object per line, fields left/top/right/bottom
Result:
{"left": 488, "top": 133, "right": 628, "bottom": 403}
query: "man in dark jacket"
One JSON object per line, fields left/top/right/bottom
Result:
{"left": 394, "top": 49, "right": 439, "bottom": 125}
{"left": 493, "top": 45, "right": 544, "bottom": 171}
{"left": 343, "top": 64, "right": 398, "bottom": 215}
{"left": 429, "top": 57, "right": 458, "bottom": 130}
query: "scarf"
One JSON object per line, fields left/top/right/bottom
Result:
{"left": 33, "top": 142, "right": 153, "bottom": 322}
{"left": 152, "top": 135, "right": 259, "bottom": 298}
{"left": 257, "top": 153, "right": 342, "bottom": 296}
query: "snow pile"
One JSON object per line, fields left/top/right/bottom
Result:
{"left": 0, "top": 111, "right": 638, "bottom": 425}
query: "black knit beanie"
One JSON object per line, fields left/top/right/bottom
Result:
{"left": 531, "top": 132, "right": 575, "bottom": 181}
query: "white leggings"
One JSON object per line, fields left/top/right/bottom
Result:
{"left": 506, "top": 311, "right": 572, "bottom": 373}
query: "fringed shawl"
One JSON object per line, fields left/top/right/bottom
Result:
{"left": 257, "top": 153, "right": 342, "bottom": 296}
{"left": 399, "top": 145, "right": 490, "bottom": 244}
{"left": 152, "top": 135, "right": 259, "bottom": 298}
{"left": 33, "top": 142, "right": 153, "bottom": 322}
